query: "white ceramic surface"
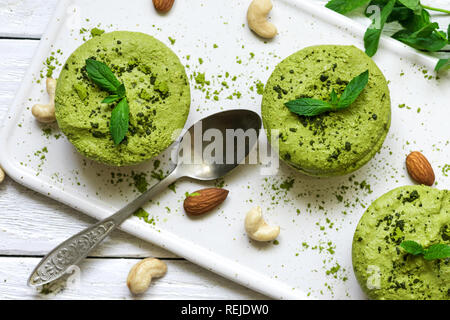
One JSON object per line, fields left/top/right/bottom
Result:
{"left": 0, "top": 0, "right": 449, "bottom": 299}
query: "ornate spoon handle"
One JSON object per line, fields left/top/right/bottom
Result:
{"left": 28, "top": 168, "right": 180, "bottom": 287}
{"left": 28, "top": 219, "right": 117, "bottom": 286}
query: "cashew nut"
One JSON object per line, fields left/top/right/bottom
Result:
{"left": 0, "top": 167, "right": 4, "bottom": 184}
{"left": 127, "top": 258, "right": 167, "bottom": 295}
{"left": 247, "top": 0, "right": 277, "bottom": 39}
{"left": 245, "top": 206, "right": 280, "bottom": 241}
{"left": 32, "top": 78, "right": 57, "bottom": 123}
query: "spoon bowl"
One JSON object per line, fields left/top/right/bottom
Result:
{"left": 176, "top": 109, "right": 262, "bottom": 180}
{"left": 28, "top": 109, "right": 262, "bottom": 286}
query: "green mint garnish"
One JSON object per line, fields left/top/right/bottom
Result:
{"left": 364, "top": 0, "right": 396, "bottom": 57}
{"left": 423, "top": 244, "right": 450, "bottom": 260}
{"left": 110, "top": 98, "right": 129, "bottom": 145}
{"left": 400, "top": 240, "right": 450, "bottom": 261}
{"left": 86, "top": 59, "right": 122, "bottom": 94}
{"left": 85, "top": 59, "right": 129, "bottom": 145}
{"left": 285, "top": 70, "right": 369, "bottom": 117}
{"left": 325, "top": 0, "right": 371, "bottom": 14}
{"left": 434, "top": 58, "right": 450, "bottom": 72}
{"left": 400, "top": 240, "right": 425, "bottom": 255}
{"left": 325, "top": 0, "right": 450, "bottom": 71}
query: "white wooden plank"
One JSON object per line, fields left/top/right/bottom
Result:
{"left": 0, "top": 40, "right": 37, "bottom": 119}
{"left": 0, "top": 0, "right": 58, "bottom": 38}
{"left": 0, "top": 257, "right": 267, "bottom": 299}
{"left": 0, "top": 0, "right": 448, "bottom": 39}
{"left": 0, "top": 177, "right": 179, "bottom": 258}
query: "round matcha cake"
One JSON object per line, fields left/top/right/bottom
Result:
{"left": 261, "top": 45, "right": 391, "bottom": 176}
{"left": 352, "top": 186, "right": 450, "bottom": 300}
{"left": 55, "top": 31, "right": 190, "bottom": 166}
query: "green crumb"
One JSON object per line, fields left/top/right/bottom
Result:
{"left": 73, "top": 83, "right": 88, "bottom": 102}
{"left": 185, "top": 192, "right": 200, "bottom": 198}
{"left": 198, "top": 58, "right": 204, "bottom": 65}
{"left": 215, "top": 178, "right": 225, "bottom": 188}
{"left": 442, "top": 164, "right": 450, "bottom": 177}
{"left": 326, "top": 263, "right": 341, "bottom": 276}
{"left": 273, "top": 240, "right": 280, "bottom": 245}
{"left": 213, "top": 44, "right": 218, "bottom": 48}
{"left": 280, "top": 178, "right": 295, "bottom": 191}
{"left": 90, "top": 28, "right": 105, "bottom": 37}
{"left": 134, "top": 208, "right": 155, "bottom": 225}
{"left": 131, "top": 172, "right": 148, "bottom": 193}
{"left": 168, "top": 37, "right": 176, "bottom": 45}
{"left": 168, "top": 182, "right": 176, "bottom": 193}
{"left": 42, "top": 128, "right": 52, "bottom": 138}
{"left": 255, "top": 80, "right": 264, "bottom": 95}
{"left": 194, "top": 72, "right": 209, "bottom": 86}
{"left": 151, "top": 169, "right": 165, "bottom": 181}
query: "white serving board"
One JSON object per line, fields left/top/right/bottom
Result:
{"left": 1, "top": 0, "right": 449, "bottom": 299}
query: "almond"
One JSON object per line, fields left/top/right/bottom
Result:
{"left": 152, "top": 0, "right": 174, "bottom": 13}
{"left": 406, "top": 151, "right": 435, "bottom": 186}
{"left": 184, "top": 188, "right": 229, "bottom": 216}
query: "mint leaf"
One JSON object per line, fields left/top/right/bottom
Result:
{"left": 85, "top": 59, "right": 122, "bottom": 94}
{"left": 435, "top": 58, "right": 450, "bottom": 71}
{"left": 116, "top": 83, "right": 126, "bottom": 98}
{"left": 285, "top": 99, "right": 333, "bottom": 117}
{"left": 330, "top": 89, "right": 339, "bottom": 105}
{"left": 400, "top": 240, "right": 424, "bottom": 255}
{"left": 397, "top": 0, "right": 421, "bottom": 12}
{"left": 102, "top": 95, "right": 121, "bottom": 104}
{"left": 400, "top": 241, "right": 450, "bottom": 261}
{"left": 337, "top": 70, "right": 369, "bottom": 109}
{"left": 423, "top": 244, "right": 450, "bottom": 260}
{"left": 393, "top": 22, "right": 448, "bottom": 52}
{"left": 285, "top": 71, "right": 369, "bottom": 117}
{"left": 110, "top": 98, "right": 129, "bottom": 145}
{"left": 364, "top": 0, "right": 396, "bottom": 57}
{"left": 325, "top": 0, "right": 370, "bottom": 14}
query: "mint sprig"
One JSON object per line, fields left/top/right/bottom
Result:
{"left": 364, "top": 0, "right": 396, "bottom": 57}
{"left": 325, "top": 0, "right": 450, "bottom": 71}
{"left": 400, "top": 240, "right": 450, "bottom": 260}
{"left": 285, "top": 70, "right": 369, "bottom": 117}
{"left": 85, "top": 59, "right": 129, "bottom": 145}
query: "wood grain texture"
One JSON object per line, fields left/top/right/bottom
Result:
{"left": 0, "top": 0, "right": 58, "bottom": 38}
{"left": 0, "top": 257, "right": 266, "bottom": 299}
{"left": 0, "top": 0, "right": 448, "bottom": 300}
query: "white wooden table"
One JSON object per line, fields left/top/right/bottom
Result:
{"left": 0, "top": 0, "right": 448, "bottom": 300}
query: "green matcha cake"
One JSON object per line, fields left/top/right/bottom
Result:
{"left": 352, "top": 185, "right": 450, "bottom": 300}
{"left": 261, "top": 45, "right": 391, "bottom": 176}
{"left": 55, "top": 31, "right": 190, "bottom": 166}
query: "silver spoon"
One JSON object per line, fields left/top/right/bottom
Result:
{"left": 28, "top": 109, "right": 262, "bottom": 286}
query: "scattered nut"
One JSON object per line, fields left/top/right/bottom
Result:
{"left": 247, "top": 0, "right": 277, "bottom": 39}
{"left": 32, "top": 78, "right": 57, "bottom": 123}
{"left": 153, "top": 0, "right": 175, "bottom": 13}
{"left": 127, "top": 258, "right": 167, "bottom": 295}
{"left": 406, "top": 151, "right": 435, "bottom": 186}
{"left": 245, "top": 206, "right": 280, "bottom": 241}
{"left": 0, "top": 167, "right": 4, "bottom": 184}
{"left": 184, "top": 188, "right": 229, "bottom": 216}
